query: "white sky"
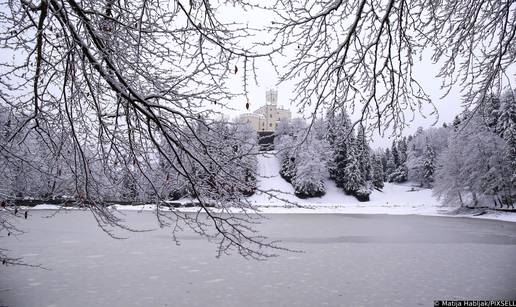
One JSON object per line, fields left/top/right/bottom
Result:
{"left": 221, "top": 55, "right": 459, "bottom": 148}
{"left": 207, "top": 5, "right": 460, "bottom": 148}
{"left": 206, "top": 3, "right": 515, "bottom": 148}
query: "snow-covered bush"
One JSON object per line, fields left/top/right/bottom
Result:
{"left": 293, "top": 176, "right": 325, "bottom": 198}
{"left": 292, "top": 137, "right": 328, "bottom": 198}
{"left": 275, "top": 119, "right": 303, "bottom": 183}
{"left": 280, "top": 156, "right": 296, "bottom": 183}
{"left": 388, "top": 166, "right": 408, "bottom": 183}
{"left": 354, "top": 183, "right": 373, "bottom": 202}
{"left": 275, "top": 118, "right": 329, "bottom": 198}
{"left": 275, "top": 130, "right": 298, "bottom": 183}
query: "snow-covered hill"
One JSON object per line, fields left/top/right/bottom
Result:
{"left": 248, "top": 151, "right": 440, "bottom": 209}
{"left": 246, "top": 152, "right": 516, "bottom": 222}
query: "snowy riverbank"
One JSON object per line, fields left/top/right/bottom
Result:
{"left": 29, "top": 152, "right": 516, "bottom": 223}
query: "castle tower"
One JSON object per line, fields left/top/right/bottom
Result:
{"left": 265, "top": 89, "right": 277, "bottom": 105}
{"left": 237, "top": 88, "right": 290, "bottom": 133}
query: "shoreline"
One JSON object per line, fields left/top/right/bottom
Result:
{"left": 23, "top": 204, "right": 516, "bottom": 223}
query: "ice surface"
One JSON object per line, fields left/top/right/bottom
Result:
{"left": 1, "top": 212, "right": 516, "bottom": 307}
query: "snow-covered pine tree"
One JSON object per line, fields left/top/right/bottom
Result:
{"left": 275, "top": 118, "right": 329, "bottom": 197}
{"left": 356, "top": 125, "right": 371, "bottom": 181}
{"left": 232, "top": 123, "right": 259, "bottom": 196}
{"left": 343, "top": 137, "right": 362, "bottom": 195}
{"left": 483, "top": 93, "right": 501, "bottom": 130}
{"left": 120, "top": 167, "right": 139, "bottom": 202}
{"left": 385, "top": 138, "right": 408, "bottom": 183}
{"left": 406, "top": 127, "right": 450, "bottom": 186}
{"left": 389, "top": 164, "right": 408, "bottom": 183}
{"left": 341, "top": 133, "right": 370, "bottom": 201}
{"left": 391, "top": 141, "right": 400, "bottom": 168}
{"left": 275, "top": 120, "right": 303, "bottom": 183}
{"left": 275, "top": 125, "right": 292, "bottom": 180}
{"left": 325, "top": 109, "right": 352, "bottom": 188}
{"left": 371, "top": 154, "right": 385, "bottom": 190}
{"left": 398, "top": 137, "right": 408, "bottom": 166}
{"left": 385, "top": 151, "right": 396, "bottom": 181}
{"left": 381, "top": 148, "right": 389, "bottom": 177}
{"left": 330, "top": 142, "right": 347, "bottom": 188}
{"left": 422, "top": 144, "right": 436, "bottom": 187}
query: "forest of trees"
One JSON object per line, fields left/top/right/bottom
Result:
{"left": 271, "top": 89, "right": 515, "bottom": 208}
{"left": 275, "top": 110, "right": 384, "bottom": 201}
{"left": 3, "top": 87, "right": 513, "bottom": 209}
{"left": 379, "top": 90, "right": 515, "bottom": 209}
{"left": 0, "top": 113, "right": 259, "bottom": 205}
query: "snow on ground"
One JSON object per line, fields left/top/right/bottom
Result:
{"left": 30, "top": 152, "right": 516, "bottom": 223}
{"left": 246, "top": 152, "right": 516, "bottom": 222}
{"left": 247, "top": 151, "right": 443, "bottom": 212}
{"left": 248, "top": 151, "right": 439, "bottom": 206}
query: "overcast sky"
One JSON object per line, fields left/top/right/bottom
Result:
{"left": 205, "top": 3, "right": 516, "bottom": 149}
{"left": 221, "top": 57, "right": 458, "bottom": 148}
{"left": 208, "top": 4, "right": 484, "bottom": 148}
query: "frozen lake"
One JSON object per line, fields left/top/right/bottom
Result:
{"left": 1, "top": 211, "right": 516, "bottom": 306}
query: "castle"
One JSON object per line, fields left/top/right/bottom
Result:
{"left": 238, "top": 89, "right": 291, "bottom": 132}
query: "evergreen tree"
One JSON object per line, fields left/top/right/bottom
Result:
{"left": 326, "top": 109, "right": 352, "bottom": 187}
{"left": 356, "top": 125, "right": 371, "bottom": 181}
{"left": 275, "top": 120, "right": 306, "bottom": 183}
{"left": 371, "top": 154, "right": 384, "bottom": 190}
{"left": 389, "top": 165, "right": 408, "bottom": 183}
{"left": 406, "top": 127, "right": 450, "bottom": 185}
{"left": 391, "top": 141, "right": 400, "bottom": 167}
{"left": 342, "top": 138, "right": 363, "bottom": 195}
{"left": 422, "top": 144, "right": 435, "bottom": 187}
{"left": 382, "top": 148, "right": 390, "bottom": 175}
{"left": 385, "top": 151, "right": 396, "bottom": 181}
{"left": 121, "top": 167, "right": 138, "bottom": 201}
{"left": 483, "top": 93, "right": 501, "bottom": 130}
{"left": 398, "top": 137, "right": 408, "bottom": 165}
{"left": 275, "top": 118, "right": 329, "bottom": 198}
{"left": 330, "top": 139, "right": 347, "bottom": 188}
